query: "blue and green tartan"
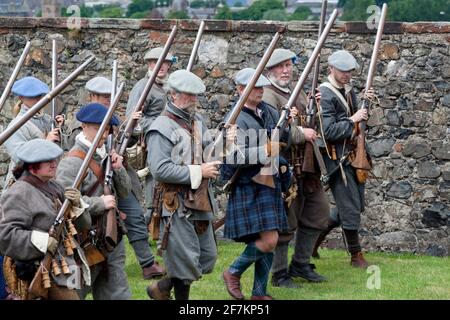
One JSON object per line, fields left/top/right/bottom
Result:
{"left": 224, "top": 179, "right": 287, "bottom": 241}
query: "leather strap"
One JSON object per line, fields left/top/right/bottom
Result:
{"left": 163, "top": 110, "right": 192, "bottom": 134}
{"left": 319, "top": 82, "right": 353, "bottom": 116}
{"left": 67, "top": 150, "right": 104, "bottom": 196}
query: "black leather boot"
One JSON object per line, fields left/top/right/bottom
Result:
{"left": 288, "top": 261, "right": 327, "bottom": 283}
{"left": 271, "top": 269, "right": 301, "bottom": 288}
{"left": 172, "top": 278, "right": 191, "bottom": 300}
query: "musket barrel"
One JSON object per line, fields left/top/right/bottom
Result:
{"left": 208, "top": 27, "right": 284, "bottom": 157}
{"left": 311, "top": 0, "right": 328, "bottom": 92}
{"left": 111, "top": 60, "right": 118, "bottom": 101}
{"left": 118, "top": 25, "right": 178, "bottom": 156}
{"left": 187, "top": 20, "right": 205, "bottom": 72}
{"left": 0, "top": 41, "right": 31, "bottom": 112}
{"left": 71, "top": 81, "right": 125, "bottom": 192}
{"left": 225, "top": 28, "right": 285, "bottom": 128}
{"left": 51, "top": 39, "right": 57, "bottom": 130}
{"left": 353, "top": 3, "right": 388, "bottom": 136}
{"left": 364, "top": 3, "right": 388, "bottom": 92}
{"left": 286, "top": 9, "right": 338, "bottom": 111}
{"left": 0, "top": 55, "right": 95, "bottom": 146}
{"left": 306, "top": 0, "right": 328, "bottom": 125}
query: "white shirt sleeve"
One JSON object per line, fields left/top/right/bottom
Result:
{"left": 187, "top": 165, "right": 202, "bottom": 190}
{"left": 31, "top": 230, "right": 49, "bottom": 254}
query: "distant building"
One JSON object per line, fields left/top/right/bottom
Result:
{"left": 84, "top": 0, "right": 125, "bottom": 8}
{"left": 172, "top": 0, "right": 189, "bottom": 11}
{"left": 225, "top": 0, "right": 250, "bottom": 6}
{"left": 84, "top": 1, "right": 109, "bottom": 7}
{"left": 189, "top": 7, "right": 216, "bottom": 19}
{"left": 294, "top": 0, "right": 339, "bottom": 18}
{"left": 0, "top": 0, "right": 31, "bottom": 16}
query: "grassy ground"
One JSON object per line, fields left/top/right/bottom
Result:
{"left": 125, "top": 240, "right": 450, "bottom": 300}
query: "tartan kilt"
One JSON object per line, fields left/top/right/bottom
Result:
{"left": 224, "top": 179, "right": 288, "bottom": 241}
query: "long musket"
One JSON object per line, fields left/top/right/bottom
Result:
{"left": 28, "top": 82, "right": 125, "bottom": 299}
{"left": 0, "top": 41, "right": 31, "bottom": 112}
{"left": 0, "top": 56, "right": 96, "bottom": 146}
{"left": 186, "top": 21, "right": 205, "bottom": 72}
{"left": 350, "top": 3, "right": 388, "bottom": 183}
{"left": 211, "top": 27, "right": 286, "bottom": 155}
{"left": 274, "top": 9, "right": 338, "bottom": 186}
{"left": 301, "top": 0, "right": 329, "bottom": 178}
{"left": 51, "top": 39, "right": 57, "bottom": 130}
{"left": 276, "top": 9, "right": 338, "bottom": 128}
{"left": 216, "top": 27, "right": 285, "bottom": 197}
{"left": 149, "top": 24, "right": 205, "bottom": 235}
{"left": 111, "top": 60, "right": 118, "bottom": 100}
{"left": 103, "top": 60, "right": 126, "bottom": 250}
{"left": 117, "top": 25, "right": 178, "bottom": 156}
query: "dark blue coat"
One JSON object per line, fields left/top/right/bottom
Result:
{"left": 221, "top": 101, "right": 289, "bottom": 241}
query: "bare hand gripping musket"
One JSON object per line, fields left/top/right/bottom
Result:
{"left": 275, "top": 8, "right": 338, "bottom": 187}
{"left": 0, "top": 56, "right": 96, "bottom": 146}
{"left": 0, "top": 41, "right": 31, "bottom": 113}
{"left": 116, "top": 25, "right": 178, "bottom": 156}
{"left": 350, "top": 3, "right": 388, "bottom": 184}
{"left": 301, "top": 0, "right": 329, "bottom": 180}
{"left": 213, "top": 27, "right": 286, "bottom": 193}
{"left": 28, "top": 82, "right": 124, "bottom": 299}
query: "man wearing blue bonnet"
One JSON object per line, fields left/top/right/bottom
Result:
{"left": 3, "top": 76, "right": 63, "bottom": 194}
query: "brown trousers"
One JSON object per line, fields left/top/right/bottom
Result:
{"left": 278, "top": 179, "right": 330, "bottom": 244}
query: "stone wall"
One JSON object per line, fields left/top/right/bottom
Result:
{"left": 0, "top": 17, "right": 449, "bottom": 256}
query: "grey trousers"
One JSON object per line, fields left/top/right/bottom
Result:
{"left": 328, "top": 164, "right": 365, "bottom": 230}
{"left": 160, "top": 214, "right": 217, "bottom": 284}
{"left": 78, "top": 240, "right": 132, "bottom": 300}
{"left": 118, "top": 192, "right": 155, "bottom": 268}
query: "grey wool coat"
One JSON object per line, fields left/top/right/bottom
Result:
{"left": 56, "top": 139, "right": 132, "bottom": 300}
{"left": 126, "top": 78, "right": 167, "bottom": 209}
{"left": 56, "top": 140, "right": 131, "bottom": 216}
{"left": 3, "top": 107, "right": 53, "bottom": 194}
{"left": 146, "top": 102, "right": 217, "bottom": 283}
{"left": 0, "top": 176, "right": 91, "bottom": 289}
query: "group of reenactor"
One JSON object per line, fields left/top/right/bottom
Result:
{"left": 0, "top": 8, "right": 384, "bottom": 299}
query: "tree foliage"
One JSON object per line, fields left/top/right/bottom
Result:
{"left": 233, "top": 0, "right": 284, "bottom": 20}
{"left": 215, "top": 5, "right": 233, "bottom": 20}
{"left": 388, "top": 0, "right": 450, "bottom": 22}
{"left": 288, "top": 5, "right": 312, "bottom": 21}
{"left": 166, "top": 10, "right": 189, "bottom": 19}
{"left": 127, "top": 0, "right": 155, "bottom": 17}
{"left": 263, "top": 9, "right": 288, "bottom": 21}
{"left": 129, "top": 11, "right": 150, "bottom": 18}
{"left": 340, "top": 0, "right": 450, "bottom": 22}
{"left": 61, "top": 5, "right": 94, "bottom": 17}
{"left": 190, "top": 0, "right": 205, "bottom": 8}
{"left": 97, "top": 6, "right": 124, "bottom": 18}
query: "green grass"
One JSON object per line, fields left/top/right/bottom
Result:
{"left": 124, "top": 240, "right": 450, "bottom": 300}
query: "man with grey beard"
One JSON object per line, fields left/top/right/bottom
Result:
{"left": 263, "top": 49, "right": 330, "bottom": 287}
